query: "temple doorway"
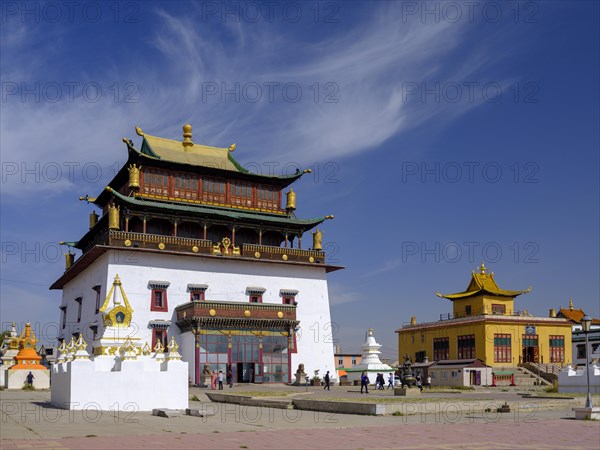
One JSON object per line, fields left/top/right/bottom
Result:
{"left": 236, "top": 362, "right": 256, "bottom": 383}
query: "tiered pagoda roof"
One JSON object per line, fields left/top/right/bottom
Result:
{"left": 435, "top": 263, "right": 532, "bottom": 300}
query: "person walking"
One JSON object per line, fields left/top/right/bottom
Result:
{"left": 227, "top": 367, "right": 233, "bottom": 388}
{"left": 426, "top": 375, "right": 432, "bottom": 389}
{"left": 387, "top": 373, "right": 394, "bottom": 389}
{"left": 416, "top": 375, "right": 423, "bottom": 392}
{"left": 218, "top": 370, "right": 224, "bottom": 390}
{"left": 360, "top": 371, "right": 369, "bottom": 394}
{"left": 26, "top": 371, "right": 34, "bottom": 387}
{"left": 323, "top": 370, "right": 331, "bottom": 391}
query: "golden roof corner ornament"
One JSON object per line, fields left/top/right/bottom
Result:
{"left": 79, "top": 195, "right": 97, "bottom": 203}
{"left": 435, "top": 291, "right": 443, "bottom": 298}
{"left": 325, "top": 215, "right": 334, "bottom": 220}
{"left": 182, "top": 123, "right": 193, "bottom": 147}
{"left": 135, "top": 126, "right": 144, "bottom": 136}
{"left": 303, "top": 169, "right": 312, "bottom": 174}
{"left": 229, "top": 143, "right": 236, "bottom": 152}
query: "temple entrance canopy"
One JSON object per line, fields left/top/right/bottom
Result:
{"left": 176, "top": 300, "right": 297, "bottom": 384}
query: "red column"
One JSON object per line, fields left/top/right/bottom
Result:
{"left": 227, "top": 335, "right": 233, "bottom": 367}
{"left": 258, "top": 336, "right": 263, "bottom": 382}
{"left": 288, "top": 335, "right": 293, "bottom": 383}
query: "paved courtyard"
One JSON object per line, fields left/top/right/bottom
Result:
{"left": 1, "top": 385, "right": 599, "bottom": 449}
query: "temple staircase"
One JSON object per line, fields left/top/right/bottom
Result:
{"left": 494, "top": 365, "right": 552, "bottom": 386}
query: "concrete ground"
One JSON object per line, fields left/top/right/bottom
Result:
{"left": 1, "top": 384, "right": 599, "bottom": 449}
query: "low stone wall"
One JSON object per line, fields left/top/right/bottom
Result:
{"left": 558, "top": 364, "right": 600, "bottom": 394}
{"left": 292, "top": 399, "right": 385, "bottom": 416}
{"left": 6, "top": 369, "right": 50, "bottom": 389}
{"left": 206, "top": 393, "right": 292, "bottom": 409}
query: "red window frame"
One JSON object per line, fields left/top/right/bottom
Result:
{"left": 230, "top": 181, "right": 253, "bottom": 207}
{"left": 249, "top": 295, "right": 262, "bottom": 303}
{"left": 152, "top": 329, "right": 168, "bottom": 350}
{"left": 190, "top": 291, "right": 205, "bottom": 301}
{"left": 142, "top": 169, "right": 169, "bottom": 196}
{"left": 282, "top": 296, "right": 294, "bottom": 305}
{"left": 151, "top": 288, "right": 168, "bottom": 312}
{"left": 433, "top": 337, "right": 449, "bottom": 361}
{"left": 549, "top": 335, "right": 565, "bottom": 363}
{"left": 174, "top": 172, "right": 199, "bottom": 200}
{"left": 457, "top": 334, "right": 476, "bottom": 359}
{"left": 494, "top": 334, "right": 512, "bottom": 363}
{"left": 257, "top": 185, "right": 280, "bottom": 210}
{"left": 202, "top": 177, "right": 226, "bottom": 203}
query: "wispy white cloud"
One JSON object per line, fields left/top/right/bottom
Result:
{"left": 1, "top": 3, "right": 502, "bottom": 199}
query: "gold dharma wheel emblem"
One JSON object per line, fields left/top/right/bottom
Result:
{"left": 309, "top": 256, "right": 315, "bottom": 263}
{"left": 254, "top": 251, "right": 261, "bottom": 259}
{"left": 192, "top": 246, "right": 199, "bottom": 253}
{"left": 209, "top": 309, "right": 216, "bottom": 316}
{"left": 124, "top": 239, "right": 132, "bottom": 247}
{"left": 244, "top": 310, "right": 251, "bottom": 317}
{"left": 158, "top": 243, "right": 165, "bottom": 250}
{"left": 277, "top": 311, "right": 283, "bottom": 318}
{"left": 282, "top": 254, "right": 288, "bottom": 261}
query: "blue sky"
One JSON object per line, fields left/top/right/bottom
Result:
{"left": 1, "top": 1, "right": 598, "bottom": 359}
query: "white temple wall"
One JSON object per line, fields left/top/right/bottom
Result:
{"left": 59, "top": 253, "right": 109, "bottom": 342}
{"left": 60, "top": 250, "right": 337, "bottom": 381}
{"left": 179, "top": 331, "right": 195, "bottom": 383}
{"left": 51, "top": 357, "right": 188, "bottom": 410}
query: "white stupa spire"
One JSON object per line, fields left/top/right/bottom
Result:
{"left": 350, "top": 328, "right": 393, "bottom": 372}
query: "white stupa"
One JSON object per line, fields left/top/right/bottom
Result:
{"left": 346, "top": 328, "right": 394, "bottom": 383}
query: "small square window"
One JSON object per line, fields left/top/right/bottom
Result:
{"left": 250, "top": 295, "right": 262, "bottom": 303}
{"left": 151, "top": 289, "right": 168, "bottom": 312}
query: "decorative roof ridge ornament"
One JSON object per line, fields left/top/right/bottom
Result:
{"left": 229, "top": 143, "right": 236, "bottom": 152}
{"left": 135, "top": 126, "right": 144, "bottom": 136}
{"left": 182, "top": 123, "right": 194, "bottom": 148}
{"left": 479, "top": 262, "right": 487, "bottom": 275}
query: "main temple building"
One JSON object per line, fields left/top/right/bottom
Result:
{"left": 50, "top": 124, "right": 342, "bottom": 384}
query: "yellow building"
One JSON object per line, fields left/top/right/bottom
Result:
{"left": 396, "top": 264, "right": 573, "bottom": 369}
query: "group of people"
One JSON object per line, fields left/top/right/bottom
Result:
{"left": 373, "top": 372, "right": 395, "bottom": 390}
{"left": 359, "top": 372, "right": 395, "bottom": 393}
{"left": 216, "top": 368, "right": 234, "bottom": 390}
{"left": 414, "top": 374, "right": 432, "bottom": 391}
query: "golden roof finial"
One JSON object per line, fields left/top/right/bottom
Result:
{"left": 229, "top": 143, "right": 236, "bottom": 152}
{"left": 569, "top": 298, "right": 574, "bottom": 310}
{"left": 182, "top": 124, "right": 193, "bottom": 147}
{"left": 479, "top": 262, "right": 486, "bottom": 274}
{"left": 135, "top": 126, "right": 144, "bottom": 136}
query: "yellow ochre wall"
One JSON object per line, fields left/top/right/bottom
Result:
{"left": 451, "top": 295, "right": 516, "bottom": 317}
{"left": 398, "top": 319, "right": 572, "bottom": 367}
